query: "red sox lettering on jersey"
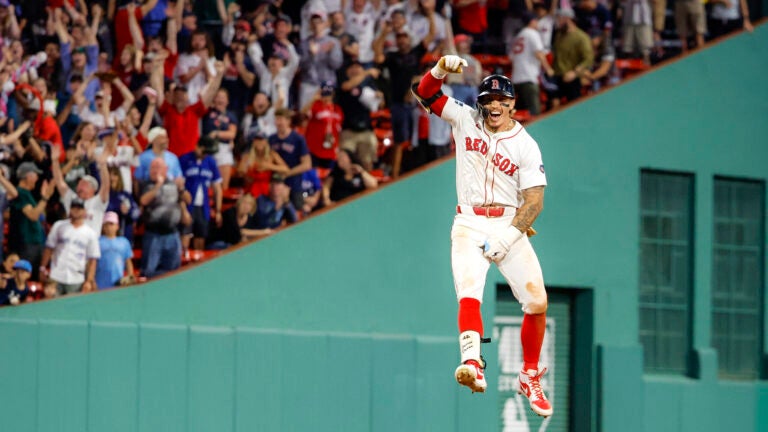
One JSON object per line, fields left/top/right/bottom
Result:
{"left": 415, "top": 72, "right": 546, "bottom": 208}
{"left": 463, "top": 137, "right": 520, "bottom": 177}
{"left": 445, "top": 100, "right": 546, "bottom": 208}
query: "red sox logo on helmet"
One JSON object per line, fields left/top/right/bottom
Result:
{"left": 491, "top": 79, "right": 500, "bottom": 90}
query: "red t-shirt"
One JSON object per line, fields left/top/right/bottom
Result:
{"left": 135, "top": 131, "right": 148, "bottom": 151}
{"left": 164, "top": 52, "right": 179, "bottom": 80}
{"left": 305, "top": 100, "right": 344, "bottom": 161}
{"left": 159, "top": 100, "right": 207, "bottom": 156}
{"left": 247, "top": 167, "right": 272, "bottom": 198}
{"left": 47, "top": 0, "right": 75, "bottom": 8}
{"left": 35, "top": 115, "right": 65, "bottom": 162}
{"left": 456, "top": 3, "right": 487, "bottom": 34}
{"left": 110, "top": 66, "right": 135, "bottom": 111}
{"left": 114, "top": 7, "right": 144, "bottom": 62}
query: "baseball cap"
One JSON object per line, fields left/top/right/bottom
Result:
{"left": 147, "top": 126, "right": 168, "bottom": 143}
{"left": 80, "top": 174, "right": 99, "bottom": 190}
{"left": 556, "top": 8, "right": 575, "bottom": 19}
{"left": 395, "top": 26, "right": 411, "bottom": 37}
{"left": 70, "top": 197, "right": 86, "bottom": 208}
{"left": 270, "top": 172, "right": 286, "bottom": 183}
{"left": 235, "top": 19, "right": 252, "bottom": 32}
{"left": 454, "top": 34, "right": 472, "bottom": 46}
{"left": 16, "top": 162, "right": 43, "bottom": 178}
{"left": 310, "top": 11, "right": 327, "bottom": 20}
{"left": 320, "top": 81, "right": 335, "bottom": 96}
{"left": 73, "top": 46, "right": 87, "bottom": 55}
{"left": 103, "top": 211, "right": 119, "bottom": 225}
{"left": 95, "top": 90, "right": 105, "bottom": 98}
{"left": 12, "top": 259, "right": 32, "bottom": 273}
{"left": 247, "top": 128, "right": 268, "bottom": 141}
{"left": 198, "top": 135, "right": 219, "bottom": 155}
{"left": 173, "top": 82, "right": 188, "bottom": 92}
{"left": 97, "top": 127, "right": 116, "bottom": 140}
{"left": 275, "top": 14, "right": 292, "bottom": 26}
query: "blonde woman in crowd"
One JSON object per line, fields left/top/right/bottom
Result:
{"left": 237, "top": 129, "right": 288, "bottom": 198}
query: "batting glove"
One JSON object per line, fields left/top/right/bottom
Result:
{"left": 483, "top": 227, "right": 525, "bottom": 262}
{"left": 432, "top": 55, "right": 468, "bottom": 79}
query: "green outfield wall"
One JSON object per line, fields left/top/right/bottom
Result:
{"left": 1, "top": 25, "right": 767, "bottom": 432}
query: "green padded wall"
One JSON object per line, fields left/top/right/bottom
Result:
{"left": 2, "top": 25, "right": 768, "bottom": 432}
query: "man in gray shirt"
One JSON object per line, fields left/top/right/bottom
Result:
{"left": 298, "top": 12, "right": 344, "bottom": 109}
{"left": 139, "top": 158, "right": 190, "bottom": 278}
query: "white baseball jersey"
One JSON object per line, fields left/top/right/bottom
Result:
{"left": 46, "top": 219, "right": 101, "bottom": 285}
{"left": 439, "top": 98, "right": 547, "bottom": 209}
{"left": 344, "top": 3, "right": 378, "bottom": 63}
{"left": 510, "top": 27, "right": 546, "bottom": 85}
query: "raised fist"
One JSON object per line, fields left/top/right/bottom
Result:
{"left": 437, "top": 55, "right": 468, "bottom": 74}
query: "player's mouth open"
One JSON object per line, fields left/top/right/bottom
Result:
{"left": 490, "top": 111, "right": 502, "bottom": 121}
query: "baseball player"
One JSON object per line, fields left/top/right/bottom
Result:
{"left": 412, "top": 55, "right": 552, "bottom": 417}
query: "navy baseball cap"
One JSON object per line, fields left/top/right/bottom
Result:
{"left": 320, "top": 81, "right": 335, "bottom": 96}
{"left": 97, "top": 127, "right": 116, "bottom": 140}
{"left": 271, "top": 172, "right": 286, "bottom": 183}
{"left": 275, "top": 14, "right": 292, "bottom": 26}
{"left": 247, "top": 128, "right": 268, "bottom": 141}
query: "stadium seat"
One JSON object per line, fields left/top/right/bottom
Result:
{"left": 513, "top": 109, "right": 533, "bottom": 123}
{"left": 615, "top": 59, "right": 650, "bottom": 79}
{"left": 371, "top": 109, "right": 394, "bottom": 158}
{"left": 476, "top": 54, "right": 512, "bottom": 76}
{"left": 315, "top": 167, "right": 331, "bottom": 180}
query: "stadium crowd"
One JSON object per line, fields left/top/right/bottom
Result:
{"left": 0, "top": 0, "right": 755, "bottom": 305}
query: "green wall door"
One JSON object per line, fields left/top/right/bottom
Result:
{"left": 495, "top": 290, "right": 574, "bottom": 431}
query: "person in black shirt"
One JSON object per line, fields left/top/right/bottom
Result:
{"left": 322, "top": 149, "right": 378, "bottom": 206}
{"left": 373, "top": 9, "right": 435, "bottom": 177}
{"left": 337, "top": 61, "right": 382, "bottom": 172}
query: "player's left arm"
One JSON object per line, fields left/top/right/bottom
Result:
{"left": 512, "top": 186, "right": 545, "bottom": 233}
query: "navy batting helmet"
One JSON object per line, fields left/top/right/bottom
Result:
{"left": 477, "top": 74, "right": 515, "bottom": 101}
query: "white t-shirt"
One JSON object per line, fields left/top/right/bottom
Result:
{"left": 249, "top": 42, "right": 300, "bottom": 106}
{"left": 62, "top": 189, "right": 109, "bottom": 233}
{"left": 46, "top": 219, "right": 101, "bottom": 285}
{"left": 79, "top": 106, "right": 127, "bottom": 129}
{"left": 511, "top": 27, "right": 546, "bottom": 85}
{"left": 95, "top": 144, "right": 135, "bottom": 194}
{"left": 242, "top": 108, "right": 277, "bottom": 139}
{"left": 711, "top": 0, "right": 741, "bottom": 20}
{"left": 537, "top": 15, "right": 555, "bottom": 53}
{"left": 174, "top": 54, "right": 217, "bottom": 104}
{"left": 410, "top": 13, "right": 447, "bottom": 52}
{"left": 439, "top": 97, "right": 547, "bottom": 207}
{"left": 345, "top": 4, "right": 378, "bottom": 63}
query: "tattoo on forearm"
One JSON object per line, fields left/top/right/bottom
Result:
{"left": 513, "top": 186, "right": 544, "bottom": 232}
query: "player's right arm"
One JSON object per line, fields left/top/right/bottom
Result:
{"left": 412, "top": 55, "right": 467, "bottom": 119}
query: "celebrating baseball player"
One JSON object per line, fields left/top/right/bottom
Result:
{"left": 412, "top": 55, "right": 552, "bottom": 417}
